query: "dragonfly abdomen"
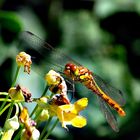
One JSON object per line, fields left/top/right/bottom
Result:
{"left": 84, "top": 79, "right": 126, "bottom": 117}
{"left": 98, "top": 91, "right": 126, "bottom": 117}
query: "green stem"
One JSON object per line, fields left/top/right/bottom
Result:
{"left": 17, "top": 102, "right": 23, "bottom": 111}
{"left": 34, "top": 108, "right": 43, "bottom": 121}
{"left": 0, "top": 95, "right": 9, "bottom": 113}
{"left": 42, "top": 118, "right": 59, "bottom": 140}
{"left": 0, "top": 103, "right": 11, "bottom": 116}
{"left": 4, "top": 101, "right": 14, "bottom": 128}
{"left": 14, "top": 126, "right": 23, "bottom": 140}
{"left": 15, "top": 103, "right": 19, "bottom": 115}
{"left": 42, "top": 85, "right": 49, "bottom": 96}
{"left": 30, "top": 85, "right": 49, "bottom": 118}
{"left": 0, "top": 66, "right": 20, "bottom": 113}
{"left": 0, "top": 98, "right": 12, "bottom": 102}
{"left": 14, "top": 125, "right": 23, "bottom": 140}
{"left": 13, "top": 103, "right": 23, "bottom": 140}
{"left": 0, "top": 92, "right": 8, "bottom": 96}
{"left": 0, "top": 98, "right": 22, "bottom": 103}
{"left": 39, "top": 117, "right": 53, "bottom": 140}
{"left": 11, "top": 66, "right": 21, "bottom": 87}
{"left": 5, "top": 103, "right": 20, "bottom": 140}
{"left": 50, "top": 93, "right": 53, "bottom": 98}
{"left": 30, "top": 104, "right": 38, "bottom": 118}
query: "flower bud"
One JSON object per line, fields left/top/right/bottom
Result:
{"left": 45, "top": 70, "right": 60, "bottom": 86}
{"left": 8, "top": 86, "right": 25, "bottom": 101}
{"left": 1, "top": 115, "right": 19, "bottom": 140}
{"left": 21, "top": 127, "right": 40, "bottom": 140}
{"left": 36, "top": 108, "right": 49, "bottom": 121}
{"left": 8, "top": 85, "right": 32, "bottom": 102}
{"left": 36, "top": 96, "right": 49, "bottom": 108}
{"left": 16, "top": 52, "right": 32, "bottom": 74}
{"left": 4, "top": 115, "right": 19, "bottom": 131}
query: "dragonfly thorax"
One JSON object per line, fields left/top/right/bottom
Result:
{"left": 64, "top": 63, "right": 93, "bottom": 83}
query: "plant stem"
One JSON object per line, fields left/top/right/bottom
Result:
{"left": 30, "top": 104, "right": 38, "bottom": 118}
{"left": 0, "top": 66, "right": 20, "bottom": 113}
{"left": 0, "top": 92, "right": 8, "bottom": 96}
{"left": 42, "top": 118, "right": 59, "bottom": 140}
{"left": 0, "top": 103, "right": 11, "bottom": 116}
{"left": 4, "top": 101, "right": 14, "bottom": 128}
{"left": 30, "top": 85, "right": 49, "bottom": 118}
{"left": 17, "top": 102, "right": 23, "bottom": 111}
{"left": 14, "top": 125, "right": 23, "bottom": 140}
{"left": 15, "top": 103, "right": 19, "bottom": 115}
{"left": 34, "top": 108, "right": 43, "bottom": 121}
{"left": 0, "top": 95, "right": 9, "bottom": 113}
{"left": 39, "top": 117, "right": 53, "bottom": 140}
{"left": 0, "top": 98, "right": 12, "bottom": 102}
{"left": 42, "top": 85, "right": 49, "bottom": 96}
{"left": 50, "top": 93, "right": 53, "bottom": 98}
{"left": 11, "top": 66, "right": 20, "bottom": 87}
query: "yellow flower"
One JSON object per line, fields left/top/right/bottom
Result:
{"left": 45, "top": 70, "right": 69, "bottom": 103}
{"left": 19, "top": 107, "right": 29, "bottom": 123}
{"left": 8, "top": 85, "right": 32, "bottom": 102}
{"left": 45, "top": 70, "right": 61, "bottom": 86}
{"left": 8, "top": 86, "right": 25, "bottom": 101}
{"left": 19, "top": 107, "right": 40, "bottom": 140}
{"left": 49, "top": 97, "right": 88, "bottom": 129}
{"left": 36, "top": 94, "right": 88, "bottom": 129}
{"left": 16, "top": 52, "right": 32, "bottom": 74}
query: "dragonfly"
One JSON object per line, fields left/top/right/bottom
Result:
{"left": 18, "top": 31, "right": 126, "bottom": 132}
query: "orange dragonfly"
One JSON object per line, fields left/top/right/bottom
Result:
{"left": 19, "top": 31, "right": 126, "bottom": 132}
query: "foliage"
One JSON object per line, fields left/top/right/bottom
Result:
{"left": 0, "top": 0, "right": 140, "bottom": 140}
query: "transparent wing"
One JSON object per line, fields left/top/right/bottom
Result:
{"left": 94, "top": 74, "right": 125, "bottom": 106}
{"left": 97, "top": 95, "right": 119, "bottom": 132}
{"left": 18, "top": 31, "right": 80, "bottom": 75}
{"left": 18, "top": 31, "right": 76, "bottom": 98}
{"left": 18, "top": 31, "right": 125, "bottom": 108}
{"left": 63, "top": 75, "right": 75, "bottom": 101}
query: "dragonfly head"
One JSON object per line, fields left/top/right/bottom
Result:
{"left": 64, "top": 63, "right": 79, "bottom": 78}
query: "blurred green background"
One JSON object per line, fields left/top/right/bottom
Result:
{"left": 1, "top": 0, "right": 140, "bottom": 140}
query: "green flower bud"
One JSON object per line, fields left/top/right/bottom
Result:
{"left": 4, "top": 115, "right": 19, "bottom": 131}
{"left": 1, "top": 115, "right": 19, "bottom": 140}
{"left": 36, "top": 108, "right": 49, "bottom": 121}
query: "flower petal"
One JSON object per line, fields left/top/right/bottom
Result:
{"left": 19, "top": 107, "right": 29, "bottom": 123}
{"left": 71, "top": 116, "right": 87, "bottom": 128}
{"left": 74, "top": 98, "right": 88, "bottom": 112}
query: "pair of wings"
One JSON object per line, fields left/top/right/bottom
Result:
{"left": 18, "top": 31, "right": 125, "bottom": 132}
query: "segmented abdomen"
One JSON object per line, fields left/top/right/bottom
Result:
{"left": 83, "top": 78, "right": 126, "bottom": 116}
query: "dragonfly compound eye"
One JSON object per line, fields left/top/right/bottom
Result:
{"left": 65, "top": 63, "right": 77, "bottom": 72}
{"left": 65, "top": 63, "right": 71, "bottom": 70}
